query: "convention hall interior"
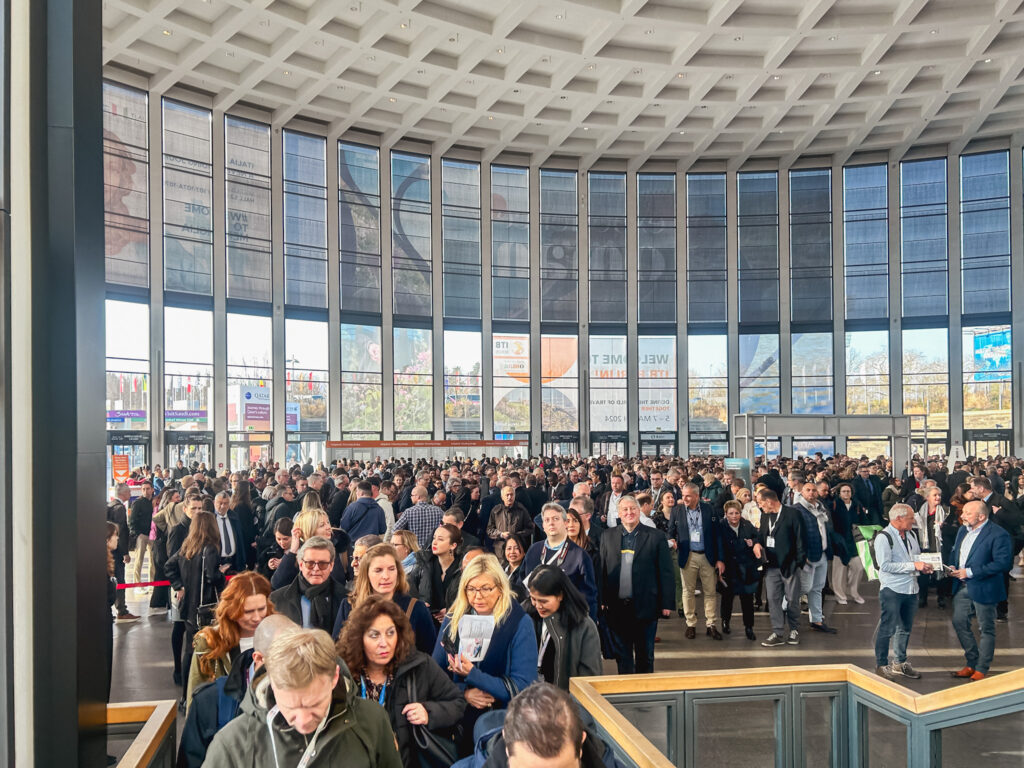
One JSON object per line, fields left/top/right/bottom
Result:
{"left": 7, "top": 0, "right": 1024, "bottom": 766}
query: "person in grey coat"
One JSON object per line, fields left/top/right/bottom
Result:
{"left": 524, "top": 565, "right": 602, "bottom": 691}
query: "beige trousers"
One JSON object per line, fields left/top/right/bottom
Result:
{"left": 681, "top": 551, "right": 719, "bottom": 628}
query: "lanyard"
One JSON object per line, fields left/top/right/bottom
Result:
{"left": 361, "top": 676, "right": 387, "bottom": 706}
{"left": 766, "top": 513, "right": 779, "bottom": 538}
{"left": 543, "top": 540, "right": 569, "bottom": 568}
{"left": 265, "top": 704, "right": 328, "bottom": 768}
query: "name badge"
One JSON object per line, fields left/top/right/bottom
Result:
{"left": 690, "top": 529, "right": 701, "bottom": 543}
{"left": 766, "top": 536, "right": 776, "bottom": 549}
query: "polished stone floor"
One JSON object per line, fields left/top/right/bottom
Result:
{"left": 110, "top": 578, "right": 1024, "bottom": 760}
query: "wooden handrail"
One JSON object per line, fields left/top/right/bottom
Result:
{"left": 107, "top": 700, "right": 177, "bottom": 768}
{"left": 571, "top": 665, "right": 1024, "bottom": 766}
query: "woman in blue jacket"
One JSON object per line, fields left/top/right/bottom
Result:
{"left": 432, "top": 553, "right": 537, "bottom": 754}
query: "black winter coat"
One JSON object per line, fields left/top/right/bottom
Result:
{"left": 718, "top": 519, "right": 761, "bottom": 595}
{"left": 164, "top": 545, "right": 226, "bottom": 630}
{"left": 757, "top": 505, "right": 806, "bottom": 578}
{"left": 270, "top": 576, "right": 348, "bottom": 634}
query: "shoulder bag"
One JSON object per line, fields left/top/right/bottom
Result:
{"left": 195, "top": 549, "right": 219, "bottom": 628}
{"left": 407, "top": 674, "right": 459, "bottom": 768}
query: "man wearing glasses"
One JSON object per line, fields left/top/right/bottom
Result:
{"left": 270, "top": 536, "right": 347, "bottom": 633}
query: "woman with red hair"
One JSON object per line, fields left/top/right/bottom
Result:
{"left": 185, "top": 571, "right": 274, "bottom": 709}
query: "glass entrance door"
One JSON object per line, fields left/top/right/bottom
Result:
{"left": 592, "top": 441, "right": 625, "bottom": 458}
{"left": 543, "top": 441, "right": 579, "bottom": 457}
{"left": 230, "top": 443, "right": 272, "bottom": 472}
{"left": 166, "top": 440, "right": 212, "bottom": 469}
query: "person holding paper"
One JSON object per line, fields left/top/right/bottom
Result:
{"left": 432, "top": 554, "right": 537, "bottom": 753}
{"left": 872, "top": 503, "right": 933, "bottom": 681}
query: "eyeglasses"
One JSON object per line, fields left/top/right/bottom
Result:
{"left": 465, "top": 585, "right": 497, "bottom": 597}
{"left": 301, "top": 560, "right": 333, "bottom": 571}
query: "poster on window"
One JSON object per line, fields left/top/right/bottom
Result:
{"left": 639, "top": 336, "right": 676, "bottom": 430}
{"left": 230, "top": 385, "right": 271, "bottom": 432}
{"left": 589, "top": 337, "right": 627, "bottom": 430}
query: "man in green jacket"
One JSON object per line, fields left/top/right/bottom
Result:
{"left": 204, "top": 627, "right": 402, "bottom": 768}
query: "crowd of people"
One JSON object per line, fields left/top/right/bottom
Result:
{"left": 105, "top": 449, "right": 1024, "bottom": 766}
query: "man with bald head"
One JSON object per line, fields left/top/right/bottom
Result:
{"left": 178, "top": 613, "right": 298, "bottom": 767}
{"left": 949, "top": 500, "right": 1014, "bottom": 681}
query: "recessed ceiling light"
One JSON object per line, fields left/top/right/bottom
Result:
{"left": 677, "top": 72, "right": 685, "bottom": 78}
{"left": 679, "top": 131, "right": 685, "bottom": 135}
{"left": 734, "top": 36, "right": 743, "bottom": 42}
{"left": 645, "top": 29, "right": 654, "bottom": 35}
{"left": 828, "top": 35, "right": 837, "bottom": 41}
{"left": 162, "top": 29, "right": 172, "bottom": 35}
{"left": 497, "top": 48, "right": 504, "bottom": 54}
{"left": 388, "top": 97, "right": 396, "bottom": 102}
{"left": 583, "top": 126, "right": 589, "bottom": 130}
{"left": 929, "top": 28, "right": 938, "bottom": 34}
{"left": 283, "top": 70, "right": 290, "bottom": 75}
{"left": 555, "top": 13, "right": 564, "bottom": 20}
{"left": 874, "top": 70, "right": 881, "bottom": 75}
{"left": 984, "top": 58, "right": 992, "bottom": 63}
{"left": 587, "top": 64, "right": 595, "bottom": 70}
{"left": 772, "top": 75, "right": 781, "bottom": 80}
{"left": 488, "top": 116, "right": 493, "bottom": 120}
{"left": 400, "top": 22, "right": 407, "bottom": 29}
{"left": 366, "top": 55, "right": 375, "bottom": 61}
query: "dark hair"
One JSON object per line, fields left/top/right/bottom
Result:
{"left": 230, "top": 479, "right": 254, "bottom": 514}
{"left": 503, "top": 683, "right": 584, "bottom": 760}
{"left": 443, "top": 507, "right": 465, "bottom": 524}
{"left": 526, "top": 565, "right": 589, "bottom": 630}
{"left": 336, "top": 595, "right": 415, "bottom": 675}
{"left": 356, "top": 480, "right": 373, "bottom": 495}
{"left": 436, "top": 522, "right": 463, "bottom": 548}
{"left": 274, "top": 517, "right": 293, "bottom": 536}
{"left": 757, "top": 489, "right": 779, "bottom": 503}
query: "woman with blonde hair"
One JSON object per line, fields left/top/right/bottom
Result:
{"left": 185, "top": 571, "right": 274, "bottom": 708}
{"left": 431, "top": 553, "right": 537, "bottom": 752}
{"left": 332, "top": 543, "right": 436, "bottom": 654}
{"left": 270, "top": 506, "right": 346, "bottom": 589}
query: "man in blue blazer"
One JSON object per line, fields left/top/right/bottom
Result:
{"left": 667, "top": 482, "right": 724, "bottom": 640}
{"left": 948, "top": 500, "right": 1014, "bottom": 681}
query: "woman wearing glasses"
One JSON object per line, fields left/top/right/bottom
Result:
{"left": 332, "top": 543, "right": 437, "bottom": 654}
{"left": 432, "top": 553, "right": 538, "bottom": 753}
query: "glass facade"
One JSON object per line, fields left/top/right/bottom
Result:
{"left": 100, "top": 86, "right": 1024, "bottom": 462}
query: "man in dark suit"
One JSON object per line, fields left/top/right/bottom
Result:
{"left": 213, "top": 491, "right": 249, "bottom": 573}
{"left": 756, "top": 489, "right": 806, "bottom": 648}
{"left": 522, "top": 474, "right": 548, "bottom": 520}
{"left": 597, "top": 495, "right": 674, "bottom": 674}
{"left": 949, "top": 501, "right": 1014, "bottom": 681}
{"left": 853, "top": 464, "right": 884, "bottom": 523}
{"left": 667, "top": 482, "right": 724, "bottom": 640}
{"left": 968, "top": 475, "right": 1023, "bottom": 621}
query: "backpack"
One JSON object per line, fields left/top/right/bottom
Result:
{"left": 106, "top": 500, "right": 126, "bottom": 523}
{"left": 865, "top": 528, "right": 918, "bottom": 581}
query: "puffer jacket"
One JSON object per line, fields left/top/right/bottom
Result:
{"left": 203, "top": 659, "right": 402, "bottom": 768}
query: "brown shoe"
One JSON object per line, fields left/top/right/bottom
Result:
{"left": 685, "top": 626, "right": 696, "bottom": 639}
{"left": 969, "top": 671, "right": 986, "bottom": 681}
{"left": 707, "top": 626, "right": 723, "bottom": 641}
{"left": 951, "top": 666, "right": 975, "bottom": 679}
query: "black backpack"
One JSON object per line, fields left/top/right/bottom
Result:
{"left": 871, "top": 528, "right": 917, "bottom": 565}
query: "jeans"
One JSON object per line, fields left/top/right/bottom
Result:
{"left": 765, "top": 567, "right": 802, "bottom": 634}
{"left": 800, "top": 556, "right": 829, "bottom": 623}
{"left": 874, "top": 587, "right": 918, "bottom": 667}
{"left": 952, "top": 589, "right": 997, "bottom": 674}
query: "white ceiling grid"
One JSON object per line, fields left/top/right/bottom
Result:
{"left": 103, "top": 0, "right": 1024, "bottom": 167}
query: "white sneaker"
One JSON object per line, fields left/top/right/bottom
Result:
{"left": 835, "top": 596, "right": 848, "bottom": 605}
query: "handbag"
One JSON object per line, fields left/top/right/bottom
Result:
{"left": 195, "top": 549, "right": 219, "bottom": 628}
{"left": 407, "top": 675, "right": 459, "bottom": 768}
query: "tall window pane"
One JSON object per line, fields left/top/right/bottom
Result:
{"left": 589, "top": 173, "right": 626, "bottom": 323}
{"left": 638, "top": 174, "right": 676, "bottom": 323}
{"left": 688, "top": 335, "right": 728, "bottom": 436}
{"left": 339, "top": 142, "right": 382, "bottom": 313}
{"left": 491, "top": 166, "right": 530, "bottom": 321}
{"left": 843, "top": 164, "right": 889, "bottom": 319}
{"left": 903, "top": 328, "right": 949, "bottom": 433}
{"left": 165, "top": 307, "right": 213, "bottom": 431}
{"left": 540, "top": 170, "right": 578, "bottom": 322}
{"left": 737, "top": 172, "right": 779, "bottom": 324}
{"left": 286, "top": 319, "right": 329, "bottom": 434}
{"left": 900, "top": 158, "right": 948, "bottom": 317}
{"left": 162, "top": 100, "right": 212, "bottom": 294}
{"left": 845, "top": 331, "right": 889, "bottom": 415}
{"left": 104, "top": 82, "right": 149, "bottom": 287}
{"left": 639, "top": 335, "right": 676, "bottom": 431}
{"left": 341, "top": 324, "right": 382, "bottom": 435}
{"left": 444, "top": 330, "right": 482, "bottom": 433}
{"left": 687, "top": 174, "right": 727, "bottom": 323}
{"left": 792, "top": 332, "right": 833, "bottom": 414}
{"left": 227, "top": 314, "right": 273, "bottom": 433}
{"left": 589, "top": 336, "right": 627, "bottom": 430}
{"left": 392, "top": 152, "right": 432, "bottom": 316}
{"left": 284, "top": 131, "right": 327, "bottom": 308}
{"left": 541, "top": 334, "right": 578, "bottom": 430}
{"left": 789, "top": 169, "right": 832, "bottom": 322}
{"left": 960, "top": 152, "right": 1010, "bottom": 314}
{"left": 106, "top": 300, "right": 149, "bottom": 431}
{"left": 394, "top": 328, "right": 433, "bottom": 435}
{"left": 739, "top": 333, "right": 780, "bottom": 413}
{"left": 442, "top": 160, "right": 482, "bottom": 319}
{"left": 226, "top": 116, "right": 272, "bottom": 301}
{"left": 963, "top": 326, "right": 1011, "bottom": 430}
{"left": 493, "top": 334, "right": 531, "bottom": 433}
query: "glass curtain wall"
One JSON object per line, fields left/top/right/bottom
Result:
{"left": 225, "top": 116, "right": 272, "bottom": 301}
{"left": 285, "top": 318, "right": 329, "bottom": 434}
{"left": 164, "top": 307, "right": 213, "bottom": 432}
{"left": 392, "top": 152, "right": 432, "bottom": 316}
{"left": 227, "top": 313, "right": 274, "bottom": 434}
{"left": 491, "top": 166, "right": 530, "bottom": 320}
{"left": 589, "top": 173, "right": 626, "bottom": 323}
{"left": 541, "top": 334, "right": 579, "bottom": 430}
{"left": 845, "top": 331, "right": 889, "bottom": 415}
{"left": 540, "top": 170, "right": 578, "bottom": 322}
{"left": 106, "top": 300, "right": 150, "bottom": 431}
{"left": 162, "top": 100, "right": 213, "bottom": 294}
{"left": 103, "top": 82, "right": 149, "bottom": 286}
{"left": 688, "top": 335, "right": 728, "bottom": 444}
{"left": 340, "top": 323, "right": 382, "bottom": 437}
{"left": 338, "top": 142, "right": 382, "bottom": 313}
{"left": 789, "top": 169, "right": 832, "bottom": 322}
{"left": 639, "top": 335, "right": 677, "bottom": 431}
{"left": 589, "top": 336, "right": 627, "bottom": 430}
{"left": 903, "top": 328, "right": 950, "bottom": 443}
{"left": 441, "top": 159, "right": 482, "bottom": 319}
{"left": 493, "top": 333, "right": 530, "bottom": 434}
{"left": 739, "top": 333, "right": 781, "bottom": 413}
{"left": 960, "top": 151, "right": 1010, "bottom": 314}
{"left": 792, "top": 332, "right": 833, "bottom": 413}
{"left": 638, "top": 174, "right": 676, "bottom": 322}
{"left": 687, "top": 174, "right": 727, "bottom": 323}
{"left": 737, "top": 172, "right": 779, "bottom": 323}
{"left": 843, "top": 164, "right": 889, "bottom": 319}
{"left": 963, "top": 326, "right": 1012, "bottom": 430}
{"left": 900, "top": 158, "right": 948, "bottom": 317}
{"left": 443, "top": 330, "right": 483, "bottom": 435}
{"left": 283, "top": 131, "right": 327, "bottom": 307}
{"left": 393, "top": 327, "right": 433, "bottom": 436}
